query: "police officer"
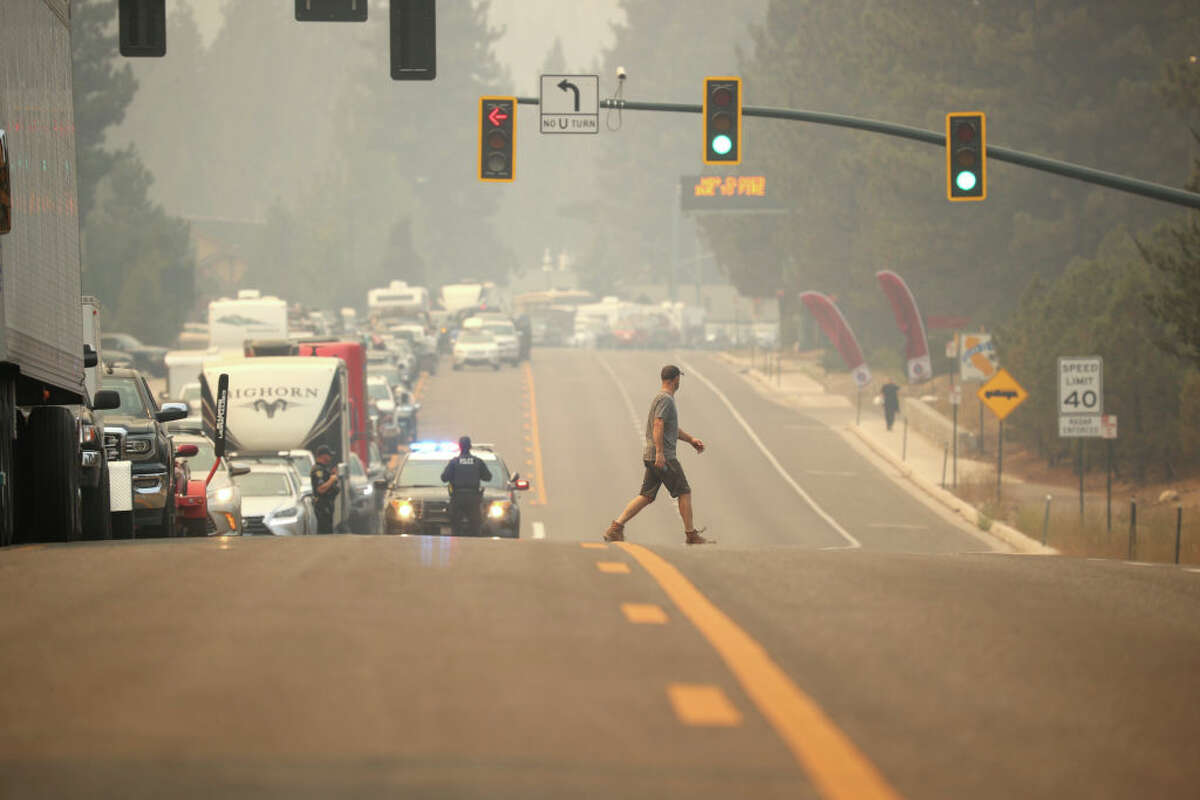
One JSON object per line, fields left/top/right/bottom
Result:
{"left": 441, "top": 436, "right": 492, "bottom": 537}
{"left": 310, "top": 445, "right": 339, "bottom": 534}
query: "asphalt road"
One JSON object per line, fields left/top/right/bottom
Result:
{"left": 2, "top": 349, "right": 1198, "bottom": 799}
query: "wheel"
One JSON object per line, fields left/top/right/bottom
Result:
{"left": 157, "top": 490, "right": 177, "bottom": 538}
{"left": 21, "top": 407, "right": 82, "bottom": 543}
{"left": 111, "top": 511, "right": 134, "bottom": 539}
{"left": 82, "top": 456, "right": 112, "bottom": 540}
{"left": 0, "top": 377, "right": 14, "bottom": 547}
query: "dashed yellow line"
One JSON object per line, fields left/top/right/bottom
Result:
{"left": 595, "top": 561, "right": 630, "bottom": 574}
{"left": 619, "top": 542, "right": 903, "bottom": 800}
{"left": 621, "top": 602, "right": 668, "bottom": 624}
{"left": 667, "top": 683, "right": 742, "bottom": 727}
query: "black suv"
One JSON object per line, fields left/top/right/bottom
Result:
{"left": 379, "top": 442, "right": 529, "bottom": 537}
{"left": 96, "top": 367, "right": 187, "bottom": 537}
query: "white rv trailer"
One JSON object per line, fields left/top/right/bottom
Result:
{"left": 200, "top": 356, "right": 351, "bottom": 531}
{"left": 207, "top": 290, "right": 288, "bottom": 352}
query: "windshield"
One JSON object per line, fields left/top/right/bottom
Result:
{"left": 398, "top": 458, "right": 506, "bottom": 489}
{"left": 289, "top": 453, "right": 314, "bottom": 476}
{"left": 103, "top": 377, "right": 150, "bottom": 417}
{"left": 235, "top": 472, "right": 293, "bottom": 497}
{"left": 457, "top": 332, "right": 492, "bottom": 344}
{"left": 367, "top": 382, "right": 391, "bottom": 401}
{"left": 482, "top": 323, "right": 515, "bottom": 336}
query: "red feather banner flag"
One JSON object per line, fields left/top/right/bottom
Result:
{"left": 876, "top": 270, "right": 932, "bottom": 384}
{"left": 800, "top": 291, "right": 871, "bottom": 388}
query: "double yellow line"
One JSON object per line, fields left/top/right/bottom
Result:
{"left": 522, "top": 362, "right": 548, "bottom": 506}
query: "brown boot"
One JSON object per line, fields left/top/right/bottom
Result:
{"left": 603, "top": 521, "right": 625, "bottom": 542}
{"left": 684, "top": 527, "right": 713, "bottom": 545}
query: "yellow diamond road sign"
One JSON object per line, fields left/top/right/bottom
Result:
{"left": 977, "top": 368, "right": 1028, "bottom": 420}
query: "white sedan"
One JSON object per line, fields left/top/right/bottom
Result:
{"left": 233, "top": 462, "right": 318, "bottom": 536}
{"left": 452, "top": 331, "right": 501, "bottom": 370}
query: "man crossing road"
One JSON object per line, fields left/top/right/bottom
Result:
{"left": 604, "top": 365, "right": 713, "bottom": 545}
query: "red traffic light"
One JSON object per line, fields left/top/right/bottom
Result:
{"left": 480, "top": 96, "right": 516, "bottom": 182}
{"left": 954, "top": 121, "right": 976, "bottom": 142}
{"left": 711, "top": 86, "right": 733, "bottom": 106}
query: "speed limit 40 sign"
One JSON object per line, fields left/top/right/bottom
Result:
{"left": 1058, "top": 356, "right": 1102, "bottom": 416}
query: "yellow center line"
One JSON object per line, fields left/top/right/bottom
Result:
{"left": 596, "top": 561, "right": 631, "bottom": 574}
{"left": 522, "top": 361, "right": 549, "bottom": 506}
{"left": 618, "top": 542, "right": 903, "bottom": 800}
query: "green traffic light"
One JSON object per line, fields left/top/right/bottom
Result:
{"left": 955, "top": 170, "right": 977, "bottom": 192}
{"left": 711, "top": 134, "right": 733, "bottom": 156}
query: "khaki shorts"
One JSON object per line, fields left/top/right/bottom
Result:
{"left": 639, "top": 459, "right": 691, "bottom": 500}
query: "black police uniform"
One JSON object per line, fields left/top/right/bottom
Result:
{"left": 310, "top": 461, "right": 337, "bottom": 534}
{"left": 440, "top": 451, "right": 492, "bottom": 536}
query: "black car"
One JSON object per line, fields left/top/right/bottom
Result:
{"left": 96, "top": 367, "right": 188, "bottom": 537}
{"left": 379, "top": 442, "right": 529, "bottom": 537}
{"left": 101, "top": 332, "right": 167, "bottom": 378}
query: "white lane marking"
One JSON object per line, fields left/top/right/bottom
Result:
{"left": 532, "top": 521, "right": 546, "bottom": 540}
{"left": 867, "top": 522, "right": 928, "bottom": 530}
{"left": 1124, "top": 561, "right": 1156, "bottom": 567}
{"left": 805, "top": 469, "right": 858, "bottom": 477}
{"left": 678, "top": 359, "right": 861, "bottom": 550}
{"left": 1185, "top": 568, "right": 1200, "bottom": 574}
{"left": 596, "top": 354, "right": 643, "bottom": 441}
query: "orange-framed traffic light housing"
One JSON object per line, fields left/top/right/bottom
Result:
{"left": 946, "top": 112, "right": 986, "bottom": 201}
{"left": 479, "top": 96, "right": 516, "bottom": 183}
{"left": 703, "top": 77, "right": 742, "bottom": 165}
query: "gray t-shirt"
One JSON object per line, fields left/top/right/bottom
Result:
{"left": 642, "top": 391, "right": 679, "bottom": 462}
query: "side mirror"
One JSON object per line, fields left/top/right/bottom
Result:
{"left": 230, "top": 465, "right": 252, "bottom": 478}
{"left": 83, "top": 344, "right": 99, "bottom": 368}
{"left": 0, "top": 129, "right": 10, "bottom": 236}
{"left": 513, "top": 479, "right": 530, "bottom": 491}
{"left": 300, "top": 488, "right": 313, "bottom": 499}
{"left": 174, "top": 444, "right": 199, "bottom": 458}
{"left": 92, "top": 389, "right": 121, "bottom": 411}
{"left": 156, "top": 402, "right": 188, "bottom": 423}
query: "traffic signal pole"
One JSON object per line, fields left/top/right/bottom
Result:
{"left": 513, "top": 96, "right": 1200, "bottom": 210}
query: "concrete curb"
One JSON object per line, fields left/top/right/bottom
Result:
{"left": 715, "top": 351, "right": 1057, "bottom": 555}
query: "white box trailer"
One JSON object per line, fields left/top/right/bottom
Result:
{"left": 0, "top": 1, "right": 101, "bottom": 545}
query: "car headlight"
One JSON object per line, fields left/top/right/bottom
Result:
{"left": 488, "top": 500, "right": 510, "bottom": 520}
{"left": 212, "top": 487, "right": 234, "bottom": 503}
{"left": 391, "top": 499, "right": 414, "bottom": 519}
{"left": 125, "top": 437, "right": 153, "bottom": 455}
{"left": 272, "top": 506, "right": 299, "bottom": 520}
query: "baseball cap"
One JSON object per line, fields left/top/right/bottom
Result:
{"left": 661, "top": 364, "right": 684, "bottom": 381}
{"left": 315, "top": 445, "right": 333, "bottom": 457}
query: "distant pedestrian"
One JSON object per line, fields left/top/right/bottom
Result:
{"left": 441, "top": 435, "right": 492, "bottom": 537}
{"left": 310, "top": 445, "right": 339, "bottom": 533}
{"left": 880, "top": 377, "right": 900, "bottom": 431}
{"left": 604, "top": 365, "right": 713, "bottom": 545}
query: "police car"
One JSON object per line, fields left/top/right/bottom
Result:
{"left": 380, "top": 441, "right": 529, "bottom": 537}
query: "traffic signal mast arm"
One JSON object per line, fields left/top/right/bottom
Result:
{"left": 512, "top": 96, "right": 1200, "bottom": 210}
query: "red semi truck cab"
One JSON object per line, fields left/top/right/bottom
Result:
{"left": 297, "top": 340, "right": 368, "bottom": 466}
